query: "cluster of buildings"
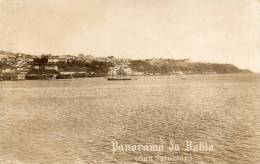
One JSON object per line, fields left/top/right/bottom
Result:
{"left": 0, "top": 51, "right": 131, "bottom": 81}
{"left": 33, "top": 54, "right": 130, "bottom": 65}
{"left": 0, "top": 51, "right": 34, "bottom": 80}
{"left": 0, "top": 50, "right": 197, "bottom": 81}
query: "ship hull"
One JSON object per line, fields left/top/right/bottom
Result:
{"left": 107, "top": 77, "right": 131, "bottom": 81}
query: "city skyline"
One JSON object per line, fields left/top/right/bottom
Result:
{"left": 0, "top": 0, "right": 259, "bottom": 72}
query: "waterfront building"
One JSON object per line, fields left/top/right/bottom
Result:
{"left": 26, "top": 69, "right": 60, "bottom": 80}
{"left": 45, "top": 64, "right": 58, "bottom": 71}
{"left": 1, "top": 69, "right": 26, "bottom": 80}
{"left": 1, "top": 69, "right": 18, "bottom": 80}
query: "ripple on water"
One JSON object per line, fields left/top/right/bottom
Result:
{"left": 0, "top": 75, "right": 260, "bottom": 163}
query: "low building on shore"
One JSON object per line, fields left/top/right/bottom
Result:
{"left": 1, "top": 69, "right": 26, "bottom": 80}
{"left": 17, "top": 71, "right": 27, "bottom": 80}
{"left": 26, "top": 69, "right": 60, "bottom": 80}
{"left": 59, "top": 71, "right": 86, "bottom": 78}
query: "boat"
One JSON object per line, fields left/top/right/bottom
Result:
{"left": 87, "top": 72, "right": 96, "bottom": 77}
{"left": 87, "top": 72, "right": 105, "bottom": 78}
{"left": 39, "top": 74, "right": 56, "bottom": 80}
{"left": 176, "top": 71, "right": 184, "bottom": 76}
{"left": 56, "top": 74, "right": 72, "bottom": 79}
{"left": 106, "top": 65, "right": 132, "bottom": 81}
{"left": 181, "top": 75, "right": 187, "bottom": 80}
{"left": 107, "top": 77, "right": 131, "bottom": 81}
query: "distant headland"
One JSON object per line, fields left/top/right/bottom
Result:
{"left": 0, "top": 50, "right": 252, "bottom": 80}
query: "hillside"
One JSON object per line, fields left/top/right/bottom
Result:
{"left": 129, "top": 59, "right": 252, "bottom": 75}
{"left": 0, "top": 50, "right": 253, "bottom": 75}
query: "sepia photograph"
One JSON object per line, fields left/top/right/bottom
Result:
{"left": 0, "top": 0, "right": 260, "bottom": 163}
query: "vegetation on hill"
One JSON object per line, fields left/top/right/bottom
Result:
{"left": 129, "top": 59, "right": 252, "bottom": 74}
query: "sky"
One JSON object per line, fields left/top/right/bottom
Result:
{"left": 0, "top": 0, "right": 259, "bottom": 72}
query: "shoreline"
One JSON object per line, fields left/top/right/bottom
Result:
{"left": 0, "top": 73, "right": 257, "bottom": 82}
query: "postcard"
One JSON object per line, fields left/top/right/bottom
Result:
{"left": 0, "top": 0, "right": 259, "bottom": 163}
